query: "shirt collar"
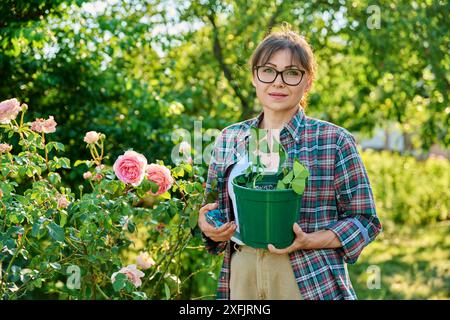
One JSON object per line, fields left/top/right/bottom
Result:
{"left": 241, "top": 107, "right": 307, "bottom": 143}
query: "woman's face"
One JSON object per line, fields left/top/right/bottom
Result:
{"left": 252, "top": 49, "right": 311, "bottom": 112}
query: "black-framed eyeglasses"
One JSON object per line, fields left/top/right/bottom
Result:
{"left": 253, "top": 65, "right": 305, "bottom": 86}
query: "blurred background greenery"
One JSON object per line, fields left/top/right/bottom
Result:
{"left": 0, "top": 0, "right": 448, "bottom": 299}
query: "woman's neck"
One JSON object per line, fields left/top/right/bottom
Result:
{"left": 259, "top": 105, "right": 300, "bottom": 129}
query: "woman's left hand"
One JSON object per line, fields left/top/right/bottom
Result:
{"left": 268, "top": 223, "right": 342, "bottom": 254}
{"left": 267, "top": 223, "right": 311, "bottom": 254}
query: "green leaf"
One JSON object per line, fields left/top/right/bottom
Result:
{"left": 159, "top": 191, "right": 171, "bottom": 200}
{"left": 235, "top": 175, "right": 245, "bottom": 184}
{"left": 49, "top": 262, "right": 61, "bottom": 270}
{"left": 149, "top": 181, "right": 159, "bottom": 193}
{"left": 183, "top": 163, "right": 192, "bottom": 173}
{"left": 164, "top": 283, "right": 171, "bottom": 300}
{"left": 291, "top": 179, "right": 306, "bottom": 195}
{"left": 194, "top": 182, "right": 203, "bottom": 193}
{"left": 293, "top": 160, "right": 302, "bottom": 176}
{"left": 282, "top": 171, "right": 294, "bottom": 184}
{"left": 272, "top": 139, "right": 280, "bottom": 152}
{"left": 47, "top": 221, "right": 65, "bottom": 243}
{"left": 259, "top": 139, "right": 270, "bottom": 153}
{"left": 73, "top": 160, "right": 84, "bottom": 167}
{"left": 105, "top": 181, "right": 119, "bottom": 194}
{"left": 25, "top": 166, "right": 34, "bottom": 177}
{"left": 278, "top": 147, "right": 287, "bottom": 173}
{"left": 172, "top": 167, "right": 184, "bottom": 178}
{"left": 132, "top": 292, "right": 147, "bottom": 300}
{"left": 293, "top": 159, "right": 309, "bottom": 179}
{"left": 257, "top": 128, "right": 267, "bottom": 140}
{"left": 59, "top": 157, "right": 71, "bottom": 169}
{"left": 55, "top": 142, "right": 65, "bottom": 152}
{"left": 185, "top": 183, "right": 194, "bottom": 193}
{"left": 31, "top": 221, "right": 41, "bottom": 238}
{"left": 189, "top": 210, "right": 198, "bottom": 229}
{"left": 33, "top": 278, "right": 43, "bottom": 288}
{"left": 113, "top": 273, "right": 127, "bottom": 292}
{"left": 276, "top": 180, "right": 286, "bottom": 190}
{"left": 31, "top": 218, "right": 46, "bottom": 238}
{"left": 59, "top": 211, "right": 68, "bottom": 227}
{"left": 48, "top": 172, "right": 61, "bottom": 185}
{"left": 18, "top": 166, "right": 27, "bottom": 177}
{"left": 140, "top": 179, "right": 152, "bottom": 193}
{"left": 127, "top": 221, "right": 136, "bottom": 233}
{"left": 45, "top": 142, "right": 64, "bottom": 153}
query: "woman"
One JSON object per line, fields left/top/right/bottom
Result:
{"left": 198, "top": 25, "right": 382, "bottom": 300}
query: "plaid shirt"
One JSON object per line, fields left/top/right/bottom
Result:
{"left": 202, "top": 107, "right": 382, "bottom": 300}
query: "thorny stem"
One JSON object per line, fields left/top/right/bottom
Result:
{"left": 42, "top": 132, "right": 49, "bottom": 172}
{"left": 1, "top": 227, "right": 30, "bottom": 295}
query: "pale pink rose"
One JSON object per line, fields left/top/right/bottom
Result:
{"left": 83, "top": 131, "right": 101, "bottom": 144}
{"left": 145, "top": 164, "right": 174, "bottom": 195}
{"left": 0, "top": 143, "right": 12, "bottom": 153}
{"left": 57, "top": 196, "right": 70, "bottom": 209}
{"left": 83, "top": 171, "right": 92, "bottom": 180}
{"left": 0, "top": 98, "right": 21, "bottom": 124}
{"left": 113, "top": 150, "right": 147, "bottom": 186}
{"left": 111, "top": 264, "right": 145, "bottom": 288}
{"left": 30, "top": 116, "right": 57, "bottom": 133}
{"left": 136, "top": 252, "right": 155, "bottom": 270}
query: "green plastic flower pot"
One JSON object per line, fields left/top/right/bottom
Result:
{"left": 231, "top": 173, "right": 304, "bottom": 249}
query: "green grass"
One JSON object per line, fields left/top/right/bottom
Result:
{"left": 195, "top": 221, "right": 450, "bottom": 300}
{"left": 348, "top": 221, "right": 450, "bottom": 299}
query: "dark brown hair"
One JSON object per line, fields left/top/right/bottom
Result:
{"left": 249, "top": 22, "right": 316, "bottom": 109}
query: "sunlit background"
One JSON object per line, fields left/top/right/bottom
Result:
{"left": 0, "top": 0, "right": 448, "bottom": 299}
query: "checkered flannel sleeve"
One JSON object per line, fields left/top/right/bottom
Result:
{"left": 326, "top": 131, "right": 382, "bottom": 264}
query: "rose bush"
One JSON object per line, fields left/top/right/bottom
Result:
{"left": 0, "top": 98, "right": 214, "bottom": 300}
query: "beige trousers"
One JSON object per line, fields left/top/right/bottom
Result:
{"left": 230, "top": 245, "right": 303, "bottom": 300}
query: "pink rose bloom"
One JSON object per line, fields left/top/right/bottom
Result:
{"left": 57, "top": 196, "right": 70, "bottom": 209}
{"left": 113, "top": 150, "right": 147, "bottom": 186}
{"left": 30, "top": 116, "right": 57, "bottom": 133}
{"left": 93, "top": 173, "right": 103, "bottom": 181}
{"left": 136, "top": 252, "right": 155, "bottom": 270}
{"left": 0, "top": 98, "right": 21, "bottom": 124}
{"left": 111, "top": 264, "right": 145, "bottom": 288}
{"left": 83, "top": 171, "right": 92, "bottom": 180}
{"left": 83, "top": 131, "right": 101, "bottom": 144}
{"left": 145, "top": 164, "right": 174, "bottom": 195}
{"left": 0, "top": 143, "right": 12, "bottom": 153}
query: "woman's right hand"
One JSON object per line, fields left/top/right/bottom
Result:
{"left": 198, "top": 202, "right": 237, "bottom": 242}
